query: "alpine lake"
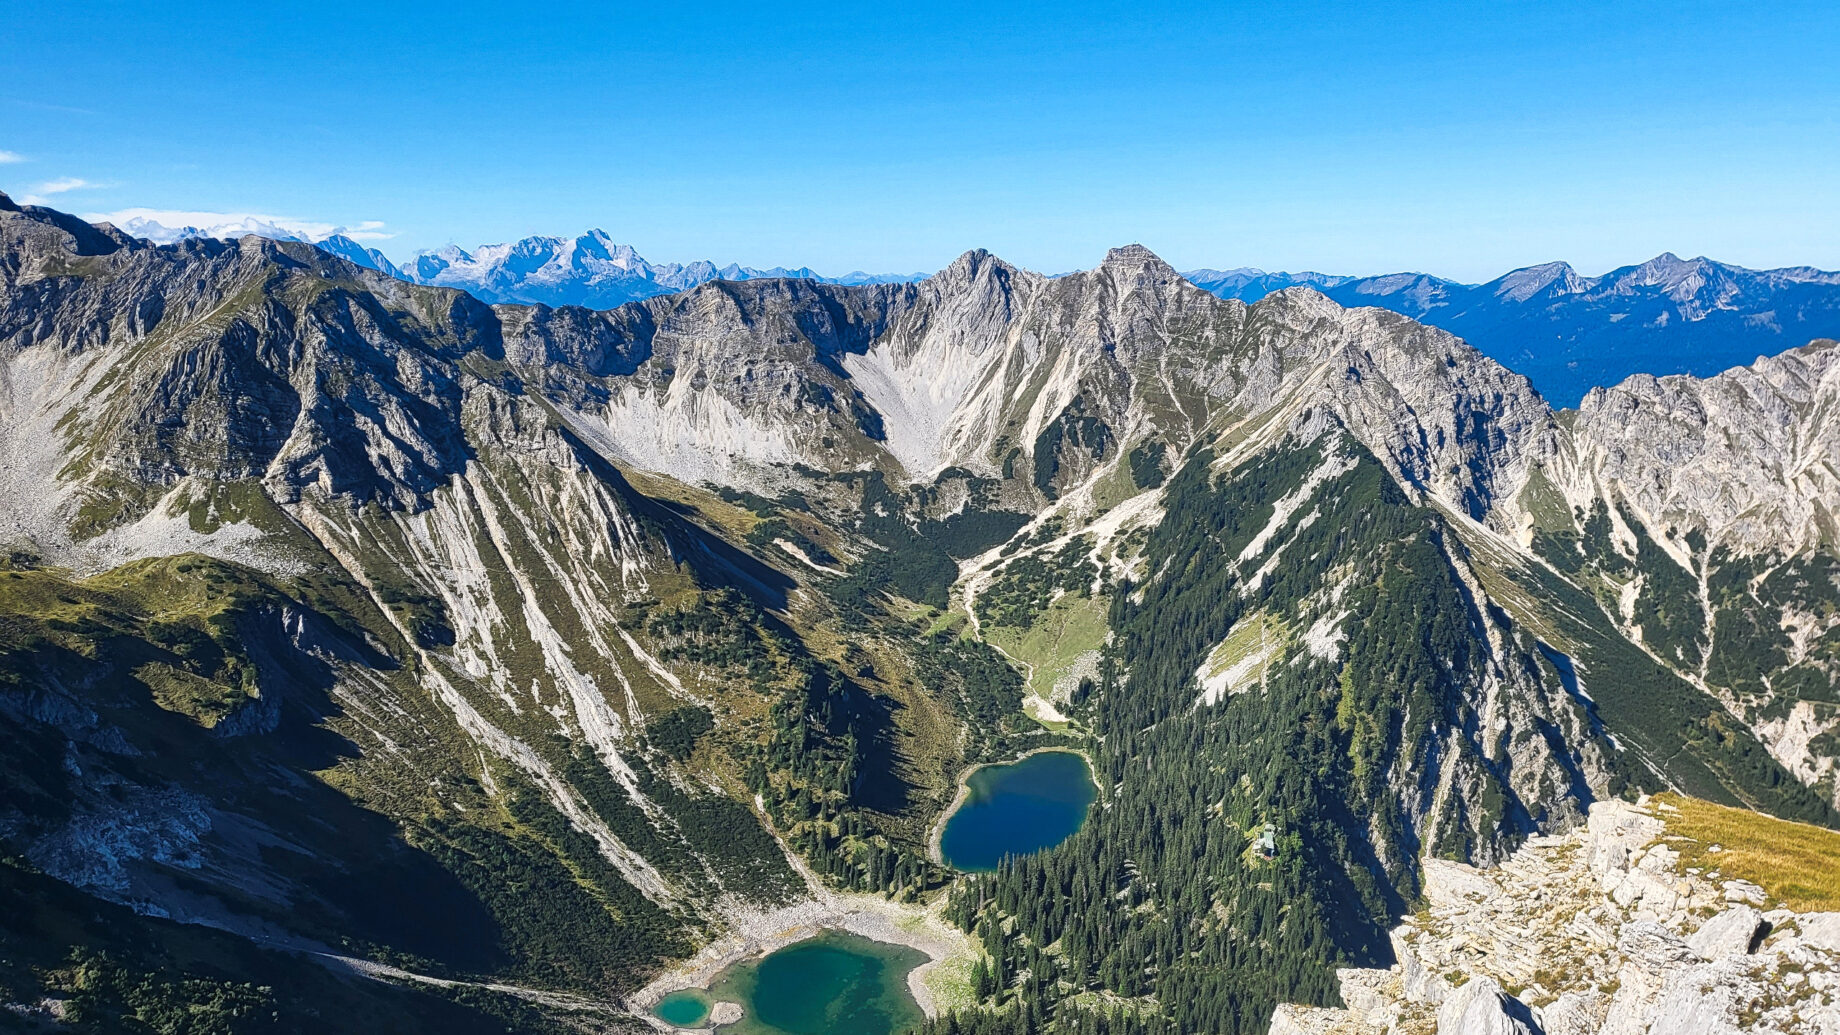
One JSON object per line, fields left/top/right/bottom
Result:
{"left": 654, "top": 750, "right": 1095, "bottom": 1033}
{"left": 652, "top": 931, "right": 926, "bottom": 1034}
{"left": 938, "top": 749, "right": 1098, "bottom": 872}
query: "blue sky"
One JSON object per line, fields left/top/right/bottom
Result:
{"left": 4, "top": 1, "right": 1839, "bottom": 281}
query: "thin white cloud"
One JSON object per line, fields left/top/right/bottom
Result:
{"left": 0, "top": 150, "right": 25, "bottom": 164}
{"left": 83, "top": 206, "right": 395, "bottom": 244}
{"left": 19, "top": 176, "right": 116, "bottom": 205}
{"left": 35, "top": 176, "right": 91, "bottom": 194}
{"left": 343, "top": 220, "right": 392, "bottom": 241}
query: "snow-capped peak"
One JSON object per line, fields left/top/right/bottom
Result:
{"left": 397, "top": 230, "right": 923, "bottom": 308}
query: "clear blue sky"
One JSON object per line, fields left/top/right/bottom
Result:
{"left": 4, "top": 1, "right": 1839, "bottom": 281}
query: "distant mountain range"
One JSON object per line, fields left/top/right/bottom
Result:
{"left": 119, "top": 215, "right": 927, "bottom": 311}
{"left": 1184, "top": 255, "right": 1840, "bottom": 406}
{"left": 116, "top": 214, "right": 1840, "bottom": 407}
{"left": 384, "top": 230, "right": 927, "bottom": 309}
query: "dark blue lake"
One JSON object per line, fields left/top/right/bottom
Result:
{"left": 938, "top": 749, "right": 1096, "bottom": 872}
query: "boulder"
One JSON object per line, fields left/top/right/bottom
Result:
{"left": 1686, "top": 906, "right": 1765, "bottom": 960}
{"left": 1533, "top": 991, "right": 1601, "bottom": 1035}
{"left": 1642, "top": 964, "right": 1744, "bottom": 1035}
{"left": 1800, "top": 913, "right": 1840, "bottom": 953}
{"left": 1720, "top": 879, "right": 1766, "bottom": 906}
{"left": 1401, "top": 947, "right": 1449, "bottom": 1005}
{"left": 1336, "top": 966, "right": 1393, "bottom": 1017}
{"left": 1436, "top": 976, "right": 1544, "bottom": 1035}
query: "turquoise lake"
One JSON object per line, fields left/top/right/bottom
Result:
{"left": 654, "top": 989, "right": 711, "bottom": 1026}
{"left": 938, "top": 749, "right": 1097, "bottom": 872}
{"left": 654, "top": 931, "right": 925, "bottom": 1034}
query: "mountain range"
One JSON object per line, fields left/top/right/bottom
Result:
{"left": 129, "top": 214, "right": 1840, "bottom": 408}
{"left": 2, "top": 189, "right": 1837, "bottom": 1034}
{"left": 1186, "top": 256, "right": 1840, "bottom": 406}
{"left": 125, "top": 214, "right": 928, "bottom": 309}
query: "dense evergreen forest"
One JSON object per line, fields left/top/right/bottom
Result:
{"left": 911, "top": 435, "right": 1585, "bottom": 1034}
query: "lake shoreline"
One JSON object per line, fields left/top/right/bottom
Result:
{"left": 927, "top": 745, "right": 1097, "bottom": 868}
{"left": 629, "top": 890, "right": 977, "bottom": 1032}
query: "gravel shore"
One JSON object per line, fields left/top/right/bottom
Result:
{"left": 630, "top": 889, "right": 977, "bottom": 1031}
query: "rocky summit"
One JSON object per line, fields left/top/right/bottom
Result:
{"left": 1, "top": 190, "right": 1837, "bottom": 1034}
{"left": 1271, "top": 797, "right": 1840, "bottom": 1035}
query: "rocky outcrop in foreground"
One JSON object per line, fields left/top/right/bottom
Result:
{"left": 1271, "top": 799, "right": 1840, "bottom": 1035}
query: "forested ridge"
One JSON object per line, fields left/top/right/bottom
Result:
{"left": 914, "top": 434, "right": 1605, "bottom": 1034}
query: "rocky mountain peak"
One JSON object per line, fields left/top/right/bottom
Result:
{"left": 1100, "top": 242, "right": 1178, "bottom": 279}
{"left": 0, "top": 190, "right": 17, "bottom": 213}
{"left": 1491, "top": 260, "right": 1581, "bottom": 302}
{"left": 409, "top": 243, "right": 472, "bottom": 280}
{"left": 316, "top": 233, "right": 402, "bottom": 278}
{"left": 1621, "top": 251, "right": 1727, "bottom": 303}
{"left": 941, "top": 247, "right": 996, "bottom": 277}
{"left": 1634, "top": 250, "right": 1691, "bottom": 277}
{"left": 929, "top": 248, "right": 1028, "bottom": 296}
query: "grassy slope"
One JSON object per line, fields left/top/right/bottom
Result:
{"left": 0, "top": 547, "right": 696, "bottom": 998}
{"left": 1196, "top": 610, "right": 1291, "bottom": 696}
{"left": 980, "top": 593, "right": 1107, "bottom": 705}
{"left": 1651, "top": 793, "right": 1840, "bottom": 912}
{"left": 0, "top": 555, "right": 299, "bottom": 729}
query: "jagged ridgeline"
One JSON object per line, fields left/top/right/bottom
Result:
{"left": 1, "top": 190, "right": 1837, "bottom": 1033}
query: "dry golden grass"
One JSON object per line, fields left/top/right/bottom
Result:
{"left": 1651, "top": 792, "right": 1840, "bottom": 911}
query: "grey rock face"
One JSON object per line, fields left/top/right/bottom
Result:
{"left": 1266, "top": 799, "right": 1840, "bottom": 1035}
{"left": 1563, "top": 340, "right": 1840, "bottom": 556}
{"left": 1523, "top": 341, "right": 1840, "bottom": 810}
{"left": 1437, "top": 977, "right": 1544, "bottom": 1035}
{"left": 0, "top": 209, "right": 487, "bottom": 526}
{"left": 1804, "top": 914, "right": 1840, "bottom": 954}
{"left": 1687, "top": 906, "right": 1767, "bottom": 960}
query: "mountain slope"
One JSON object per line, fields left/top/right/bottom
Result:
{"left": 0, "top": 195, "right": 826, "bottom": 999}
{"left": 2, "top": 190, "right": 1836, "bottom": 1034}
{"left": 1270, "top": 795, "right": 1840, "bottom": 1035}
{"left": 1516, "top": 341, "right": 1840, "bottom": 811}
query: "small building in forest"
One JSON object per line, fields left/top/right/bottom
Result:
{"left": 1255, "top": 823, "right": 1277, "bottom": 859}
